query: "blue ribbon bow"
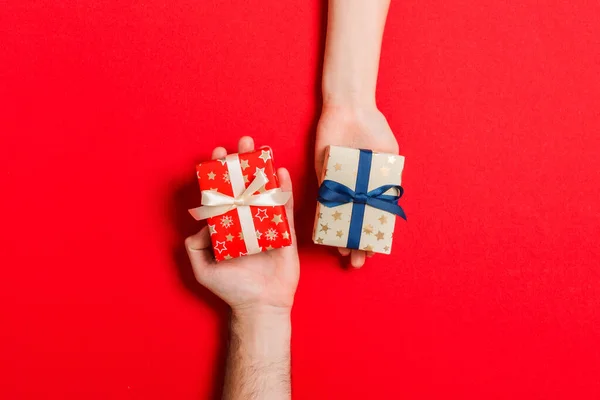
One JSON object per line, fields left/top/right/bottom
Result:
{"left": 317, "top": 149, "right": 406, "bottom": 250}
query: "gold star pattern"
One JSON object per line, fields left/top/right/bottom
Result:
{"left": 320, "top": 223, "right": 330, "bottom": 233}
{"left": 259, "top": 150, "right": 271, "bottom": 163}
{"left": 363, "top": 224, "right": 374, "bottom": 235}
{"left": 282, "top": 231, "right": 290, "bottom": 240}
{"left": 265, "top": 228, "right": 278, "bottom": 241}
{"left": 208, "top": 224, "right": 217, "bottom": 235}
{"left": 318, "top": 212, "right": 323, "bottom": 219}
{"left": 332, "top": 211, "right": 342, "bottom": 221}
{"left": 238, "top": 231, "right": 244, "bottom": 240}
{"left": 336, "top": 230, "right": 343, "bottom": 238}
{"left": 271, "top": 214, "right": 283, "bottom": 225}
{"left": 255, "top": 230, "right": 262, "bottom": 239}
{"left": 383, "top": 245, "right": 390, "bottom": 252}
{"left": 207, "top": 171, "right": 216, "bottom": 180}
{"left": 378, "top": 215, "right": 388, "bottom": 225}
{"left": 243, "top": 175, "right": 250, "bottom": 183}
{"left": 380, "top": 166, "right": 390, "bottom": 177}
{"left": 363, "top": 244, "right": 374, "bottom": 252}
{"left": 220, "top": 215, "right": 234, "bottom": 228}
{"left": 225, "top": 233, "right": 234, "bottom": 242}
{"left": 254, "top": 167, "right": 266, "bottom": 177}
{"left": 223, "top": 254, "right": 233, "bottom": 260}
{"left": 334, "top": 163, "right": 342, "bottom": 171}
{"left": 375, "top": 231, "right": 385, "bottom": 241}
{"left": 222, "top": 172, "right": 230, "bottom": 183}
{"left": 315, "top": 237, "right": 324, "bottom": 244}
{"left": 240, "top": 159, "right": 250, "bottom": 170}
{"left": 255, "top": 208, "right": 268, "bottom": 222}
{"left": 387, "top": 156, "right": 396, "bottom": 164}
{"left": 214, "top": 241, "right": 227, "bottom": 254}
{"left": 265, "top": 245, "right": 274, "bottom": 251}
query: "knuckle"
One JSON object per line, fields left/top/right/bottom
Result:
{"left": 184, "top": 236, "right": 195, "bottom": 250}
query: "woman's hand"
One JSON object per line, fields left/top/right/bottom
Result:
{"left": 315, "top": 105, "right": 398, "bottom": 268}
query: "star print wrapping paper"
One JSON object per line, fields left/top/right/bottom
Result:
{"left": 313, "top": 145, "right": 406, "bottom": 255}
{"left": 191, "top": 148, "right": 292, "bottom": 261}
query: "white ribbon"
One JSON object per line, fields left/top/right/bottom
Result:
{"left": 188, "top": 173, "right": 289, "bottom": 220}
{"left": 188, "top": 153, "right": 291, "bottom": 255}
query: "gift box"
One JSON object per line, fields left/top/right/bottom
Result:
{"left": 189, "top": 148, "right": 292, "bottom": 261}
{"left": 313, "top": 145, "right": 406, "bottom": 254}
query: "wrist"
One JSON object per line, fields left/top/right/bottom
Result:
{"left": 231, "top": 307, "right": 291, "bottom": 361}
{"left": 322, "top": 82, "right": 377, "bottom": 111}
{"left": 232, "top": 305, "right": 292, "bottom": 324}
{"left": 232, "top": 308, "right": 292, "bottom": 340}
{"left": 320, "top": 100, "right": 382, "bottom": 125}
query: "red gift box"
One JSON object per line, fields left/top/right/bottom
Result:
{"left": 189, "top": 148, "right": 292, "bottom": 261}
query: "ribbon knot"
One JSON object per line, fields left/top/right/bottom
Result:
{"left": 317, "top": 180, "right": 407, "bottom": 221}
{"left": 189, "top": 172, "right": 291, "bottom": 221}
{"left": 354, "top": 192, "right": 368, "bottom": 204}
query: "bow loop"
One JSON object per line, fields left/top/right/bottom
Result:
{"left": 189, "top": 172, "right": 291, "bottom": 221}
{"left": 317, "top": 180, "right": 406, "bottom": 221}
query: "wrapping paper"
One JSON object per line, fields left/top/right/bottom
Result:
{"left": 191, "top": 148, "right": 292, "bottom": 261}
{"left": 313, "top": 145, "right": 406, "bottom": 255}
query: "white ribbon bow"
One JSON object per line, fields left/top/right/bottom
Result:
{"left": 188, "top": 172, "right": 291, "bottom": 220}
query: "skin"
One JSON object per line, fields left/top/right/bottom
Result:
{"left": 316, "top": 0, "right": 396, "bottom": 268}
{"left": 186, "top": 136, "right": 299, "bottom": 400}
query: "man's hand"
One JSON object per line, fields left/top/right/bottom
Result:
{"left": 185, "top": 136, "right": 297, "bottom": 400}
{"left": 185, "top": 136, "right": 299, "bottom": 316}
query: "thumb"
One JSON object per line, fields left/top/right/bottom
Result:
{"left": 276, "top": 167, "right": 295, "bottom": 235}
{"left": 184, "top": 226, "right": 215, "bottom": 284}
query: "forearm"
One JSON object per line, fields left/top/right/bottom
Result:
{"left": 322, "top": 0, "right": 391, "bottom": 108}
{"left": 222, "top": 310, "right": 292, "bottom": 400}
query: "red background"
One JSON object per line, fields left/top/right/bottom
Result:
{"left": 1, "top": 1, "right": 599, "bottom": 399}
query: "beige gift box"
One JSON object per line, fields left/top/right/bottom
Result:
{"left": 313, "top": 145, "right": 405, "bottom": 255}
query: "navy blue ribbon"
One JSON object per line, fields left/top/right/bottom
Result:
{"left": 317, "top": 149, "right": 406, "bottom": 249}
